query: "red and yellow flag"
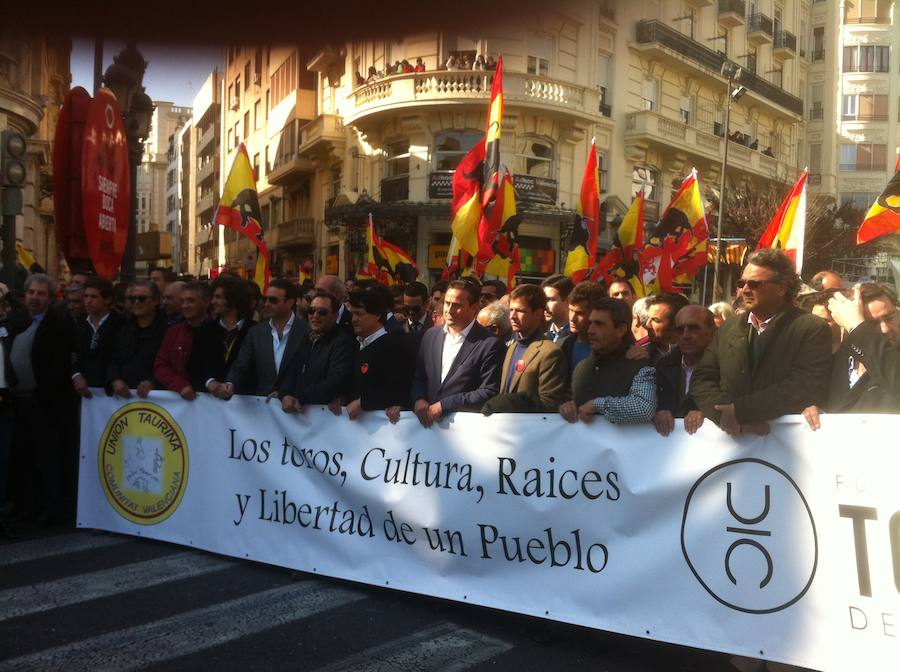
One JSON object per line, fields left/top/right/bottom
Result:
{"left": 482, "top": 168, "right": 521, "bottom": 287}
{"left": 214, "top": 143, "right": 270, "bottom": 290}
{"left": 652, "top": 168, "right": 708, "bottom": 281}
{"left": 757, "top": 168, "right": 807, "bottom": 273}
{"left": 360, "top": 214, "right": 417, "bottom": 285}
{"left": 563, "top": 139, "right": 601, "bottom": 282}
{"left": 857, "top": 167, "right": 900, "bottom": 245}
{"left": 477, "top": 57, "right": 504, "bottom": 263}
{"left": 448, "top": 138, "right": 486, "bottom": 263}
{"left": 593, "top": 192, "right": 645, "bottom": 296}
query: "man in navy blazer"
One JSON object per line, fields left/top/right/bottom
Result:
{"left": 412, "top": 280, "right": 503, "bottom": 427}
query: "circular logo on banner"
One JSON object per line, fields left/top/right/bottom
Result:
{"left": 81, "top": 88, "right": 130, "bottom": 279}
{"left": 681, "top": 459, "right": 817, "bottom": 614}
{"left": 98, "top": 403, "right": 189, "bottom": 525}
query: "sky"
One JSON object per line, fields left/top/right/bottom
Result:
{"left": 70, "top": 37, "right": 223, "bottom": 108}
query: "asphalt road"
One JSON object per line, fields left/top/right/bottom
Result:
{"left": 0, "top": 526, "right": 780, "bottom": 671}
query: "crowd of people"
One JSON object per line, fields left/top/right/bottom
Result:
{"left": 355, "top": 53, "right": 497, "bottom": 85}
{"left": 0, "top": 248, "right": 897, "bottom": 537}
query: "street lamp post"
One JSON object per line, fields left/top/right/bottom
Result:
{"left": 102, "top": 44, "right": 154, "bottom": 282}
{"left": 713, "top": 61, "right": 744, "bottom": 301}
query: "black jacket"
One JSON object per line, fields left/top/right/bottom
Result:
{"left": 8, "top": 307, "right": 77, "bottom": 408}
{"left": 73, "top": 312, "right": 125, "bottom": 387}
{"left": 227, "top": 317, "right": 309, "bottom": 396}
{"left": 352, "top": 331, "right": 414, "bottom": 410}
{"left": 107, "top": 312, "right": 168, "bottom": 390}
{"left": 279, "top": 325, "right": 356, "bottom": 404}
{"left": 655, "top": 347, "right": 698, "bottom": 418}
{"left": 826, "top": 321, "right": 900, "bottom": 413}
{"left": 190, "top": 318, "right": 254, "bottom": 387}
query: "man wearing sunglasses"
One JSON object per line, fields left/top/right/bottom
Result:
{"left": 691, "top": 249, "right": 832, "bottom": 436}
{"left": 652, "top": 305, "right": 715, "bottom": 437}
{"left": 215, "top": 279, "right": 309, "bottom": 399}
{"left": 279, "top": 291, "right": 356, "bottom": 413}
{"left": 108, "top": 280, "right": 167, "bottom": 399}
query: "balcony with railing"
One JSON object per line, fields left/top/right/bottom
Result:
{"left": 380, "top": 175, "right": 409, "bottom": 202}
{"left": 273, "top": 217, "right": 315, "bottom": 247}
{"left": 844, "top": 14, "right": 891, "bottom": 24}
{"left": 346, "top": 70, "right": 599, "bottom": 125}
{"left": 633, "top": 20, "right": 803, "bottom": 116}
{"left": 197, "top": 190, "right": 216, "bottom": 214}
{"left": 268, "top": 121, "right": 315, "bottom": 185}
{"left": 718, "top": 0, "right": 746, "bottom": 27}
{"left": 811, "top": 49, "right": 825, "bottom": 62}
{"left": 197, "top": 158, "right": 217, "bottom": 184}
{"left": 809, "top": 107, "right": 824, "bottom": 120}
{"left": 843, "top": 112, "right": 889, "bottom": 122}
{"left": 624, "top": 110, "right": 794, "bottom": 180}
{"left": 747, "top": 13, "right": 774, "bottom": 45}
{"left": 298, "top": 114, "right": 345, "bottom": 160}
{"left": 773, "top": 30, "right": 797, "bottom": 59}
{"left": 197, "top": 124, "right": 217, "bottom": 152}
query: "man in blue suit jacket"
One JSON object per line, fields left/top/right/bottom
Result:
{"left": 412, "top": 280, "right": 503, "bottom": 427}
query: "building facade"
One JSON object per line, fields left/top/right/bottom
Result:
{"left": 205, "top": 1, "right": 895, "bottom": 284}
{"left": 0, "top": 33, "right": 70, "bottom": 280}
{"left": 806, "top": 0, "right": 900, "bottom": 211}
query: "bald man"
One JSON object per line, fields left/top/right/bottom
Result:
{"left": 653, "top": 304, "right": 716, "bottom": 436}
{"left": 811, "top": 270, "right": 843, "bottom": 291}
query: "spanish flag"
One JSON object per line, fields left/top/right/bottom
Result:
{"left": 564, "top": 139, "right": 601, "bottom": 282}
{"left": 757, "top": 168, "right": 807, "bottom": 273}
{"left": 477, "top": 57, "right": 504, "bottom": 264}
{"left": 592, "top": 192, "right": 645, "bottom": 297}
{"left": 857, "top": 167, "right": 900, "bottom": 245}
{"left": 214, "top": 143, "right": 270, "bottom": 290}
{"left": 653, "top": 168, "right": 708, "bottom": 279}
{"left": 361, "top": 214, "right": 417, "bottom": 285}
{"left": 448, "top": 138, "right": 486, "bottom": 265}
{"left": 483, "top": 168, "right": 521, "bottom": 287}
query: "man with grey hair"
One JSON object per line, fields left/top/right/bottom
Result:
{"left": 9, "top": 273, "right": 78, "bottom": 526}
{"left": 477, "top": 301, "right": 513, "bottom": 344}
{"left": 691, "top": 249, "right": 832, "bottom": 436}
{"left": 316, "top": 275, "right": 353, "bottom": 337}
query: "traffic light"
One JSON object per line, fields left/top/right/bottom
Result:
{"left": 2, "top": 129, "right": 26, "bottom": 216}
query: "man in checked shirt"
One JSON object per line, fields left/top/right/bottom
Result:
{"left": 559, "top": 297, "right": 656, "bottom": 425}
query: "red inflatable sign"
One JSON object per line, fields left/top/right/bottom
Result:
{"left": 81, "top": 88, "right": 130, "bottom": 279}
{"left": 52, "top": 86, "right": 92, "bottom": 267}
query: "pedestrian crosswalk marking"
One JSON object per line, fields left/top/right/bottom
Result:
{"left": 0, "top": 532, "right": 128, "bottom": 567}
{"left": 313, "top": 622, "right": 513, "bottom": 672}
{"left": 0, "top": 582, "right": 364, "bottom": 672}
{"left": 0, "top": 551, "right": 233, "bottom": 621}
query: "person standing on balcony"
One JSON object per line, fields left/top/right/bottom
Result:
{"left": 414, "top": 57, "right": 426, "bottom": 73}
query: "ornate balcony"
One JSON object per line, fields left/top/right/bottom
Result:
{"left": 345, "top": 70, "right": 599, "bottom": 126}
{"left": 298, "top": 114, "right": 345, "bottom": 162}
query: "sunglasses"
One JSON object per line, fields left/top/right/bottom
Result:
{"left": 262, "top": 296, "right": 282, "bottom": 304}
{"left": 126, "top": 295, "right": 150, "bottom": 304}
{"left": 309, "top": 307, "right": 330, "bottom": 317}
{"left": 736, "top": 279, "right": 775, "bottom": 290}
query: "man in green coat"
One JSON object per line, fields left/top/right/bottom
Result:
{"left": 691, "top": 249, "right": 832, "bottom": 435}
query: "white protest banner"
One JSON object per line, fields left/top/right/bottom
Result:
{"left": 78, "top": 392, "right": 899, "bottom": 671}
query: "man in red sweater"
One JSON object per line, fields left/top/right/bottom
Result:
{"left": 153, "top": 283, "right": 211, "bottom": 400}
